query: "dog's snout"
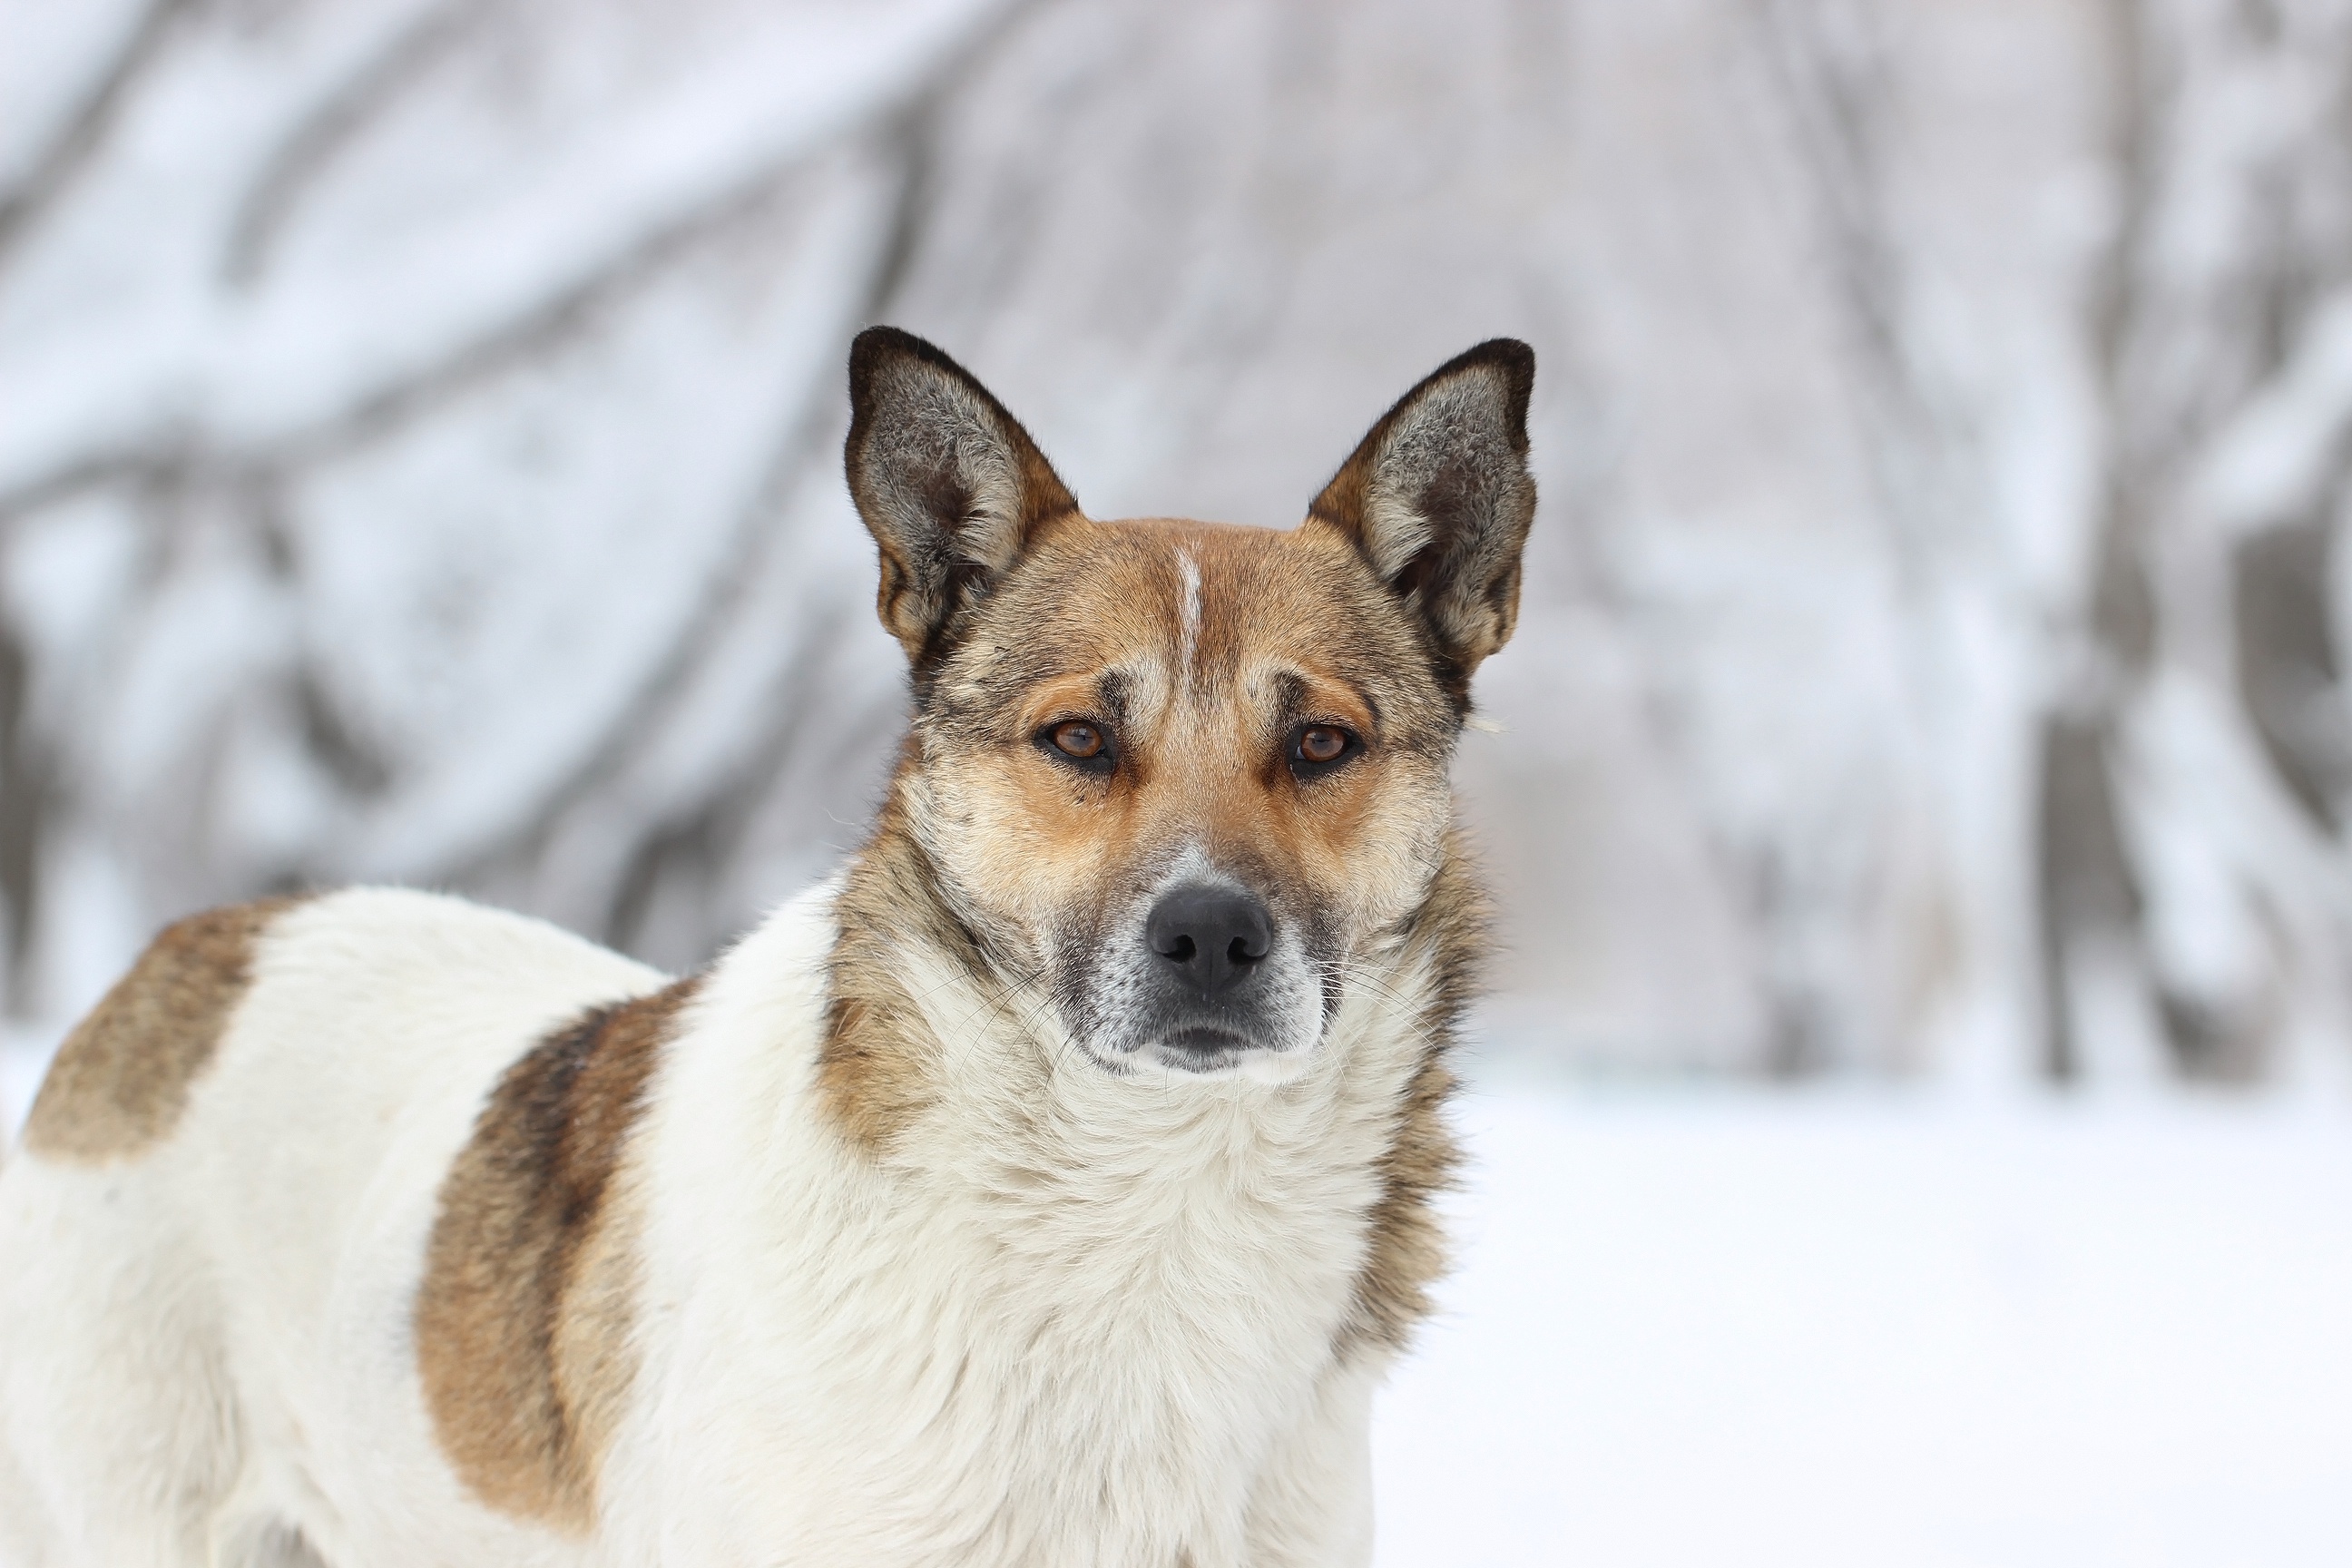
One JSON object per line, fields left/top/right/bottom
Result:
{"left": 1146, "top": 885, "right": 1272, "bottom": 998}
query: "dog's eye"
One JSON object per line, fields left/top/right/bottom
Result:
{"left": 1053, "top": 722, "right": 1103, "bottom": 759}
{"left": 1041, "top": 720, "right": 1113, "bottom": 771}
{"left": 1289, "top": 724, "right": 1360, "bottom": 778}
{"left": 1298, "top": 727, "right": 1348, "bottom": 764}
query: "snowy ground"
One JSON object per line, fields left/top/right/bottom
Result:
{"left": 1373, "top": 1085, "right": 2352, "bottom": 1568}
{"left": 6, "top": 1037, "right": 2349, "bottom": 1566}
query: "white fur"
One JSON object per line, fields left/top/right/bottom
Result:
{"left": 1177, "top": 546, "right": 1203, "bottom": 687}
{"left": 0, "top": 877, "right": 1441, "bottom": 1566}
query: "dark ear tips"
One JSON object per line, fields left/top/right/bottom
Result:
{"left": 1431, "top": 338, "right": 1536, "bottom": 445}
{"left": 844, "top": 327, "right": 1018, "bottom": 477}
{"left": 847, "top": 327, "right": 985, "bottom": 416}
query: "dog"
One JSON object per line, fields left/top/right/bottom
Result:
{"left": 0, "top": 328, "right": 1535, "bottom": 1567}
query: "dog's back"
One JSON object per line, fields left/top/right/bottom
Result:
{"left": 0, "top": 889, "right": 660, "bottom": 1567}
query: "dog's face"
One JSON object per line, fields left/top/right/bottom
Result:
{"left": 845, "top": 330, "right": 1534, "bottom": 1081}
{"left": 906, "top": 518, "right": 1463, "bottom": 1082}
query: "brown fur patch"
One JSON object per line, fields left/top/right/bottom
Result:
{"left": 21, "top": 897, "right": 307, "bottom": 1161}
{"left": 818, "top": 767, "right": 1000, "bottom": 1154}
{"left": 415, "top": 976, "right": 700, "bottom": 1532}
{"left": 1338, "top": 834, "right": 1485, "bottom": 1359}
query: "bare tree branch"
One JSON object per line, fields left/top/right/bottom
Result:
{"left": 0, "top": 0, "right": 187, "bottom": 263}
{"left": 221, "top": 0, "right": 482, "bottom": 288}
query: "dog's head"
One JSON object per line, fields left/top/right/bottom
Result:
{"left": 845, "top": 328, "right": 1534, "bottom": 1082}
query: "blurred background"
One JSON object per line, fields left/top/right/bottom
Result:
{"left": 5, "top": 1, "right": 2352, "bottom": 1563}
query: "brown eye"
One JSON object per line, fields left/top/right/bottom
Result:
{"left": 1038, "top": 718, "right": 1115, "bottom": 774}
{"left": 1298, "top": 727, "right": 1348, "bottom": 764}
{"left": 1290, "top": 725, "right": 1357, "bottom": 777}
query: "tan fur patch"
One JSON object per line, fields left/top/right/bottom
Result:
{"left": 1338, "top": 835, "right": 1485, "bottom": 1359}
{"left": 819, "top": 776, "right": 976, "bottom": 1154}
{"left": 21, "top": 897, "right": 306, "bottom": 1161}
{"left": 415, "top": 976, "right": 699, "bottom": 1532}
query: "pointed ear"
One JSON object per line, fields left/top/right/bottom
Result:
{"left": 1308, "top": 339, "right": 1536, "bottom": 696}
{"left": 845, "top": 327, "right": 1080, "bottom": 666}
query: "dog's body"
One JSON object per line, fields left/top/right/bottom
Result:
{"left": 0, "top": 331, "right": 1535, "bottom": 1567}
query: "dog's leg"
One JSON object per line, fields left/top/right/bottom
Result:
{"left": 0, "top": 1421, "right": 58, "bottom": 1568}
{"left": 0, "top": 1164, "right": 239, "bottom": 1568}
{"left": 1240, "top": 1357, "right": 1380, "bottom": 1568}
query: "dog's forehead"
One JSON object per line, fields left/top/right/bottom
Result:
{"left": 994, "top": 516, "right": 1406, "bottom": 686}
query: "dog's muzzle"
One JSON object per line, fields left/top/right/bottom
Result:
{"left": 1135, "top": 880, "right": 1291, "bottom": 1069}
{"left": 1054, "top": 859, "right": 1325, "bottom": 1080}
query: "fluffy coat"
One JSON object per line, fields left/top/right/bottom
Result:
{"left": 0, "top": 329, "right": 1535, "bottom": 1567}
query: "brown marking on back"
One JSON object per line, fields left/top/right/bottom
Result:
{"left": 21, "top": 896, "right": 308, "bottom": 1161}
{"left": 416, "top": 975, "right": 700, "bottom": 1532}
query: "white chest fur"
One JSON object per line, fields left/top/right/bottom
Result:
{"left": 600, "top": 891, "right": 1425, "bottom": 1567}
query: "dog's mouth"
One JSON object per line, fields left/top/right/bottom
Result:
{"left": 1060, "top": 1011, "right": 1314, "bottom": 1083}
{"left": 1152, "top": 1025, "right": 1259, "bottom": 1071}
{"left": 1119, "top": 1024, "right": 1317, "bottom": 1084}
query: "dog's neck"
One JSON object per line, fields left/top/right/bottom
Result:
{"left": 631, "top": 807, "right": 1475, "bottom": 1558}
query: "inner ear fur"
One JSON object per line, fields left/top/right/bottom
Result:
{"left": 1308, "top": 338, "right": 1536, "bottom": 697}
{"left": 845, "top": 327, "right": 1080, "bottom": 666}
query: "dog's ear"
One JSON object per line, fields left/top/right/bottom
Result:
{"left": 845, "top": 327, "right": 1080, "bottom": 666}
{"left": 1308, "top": 339, "right": 1536, "bottom": 697}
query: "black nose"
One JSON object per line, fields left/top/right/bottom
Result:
{"left": 1146, "top": 884, "right": 1274, "bottom": 1000}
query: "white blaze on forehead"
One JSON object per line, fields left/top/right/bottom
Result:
{"left": 1176, "top": 547, "right": 1202, "bottom": 688}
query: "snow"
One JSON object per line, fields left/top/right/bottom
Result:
{"left": 1372, "top": 1085, "right": 2352, "bottom": 1567}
